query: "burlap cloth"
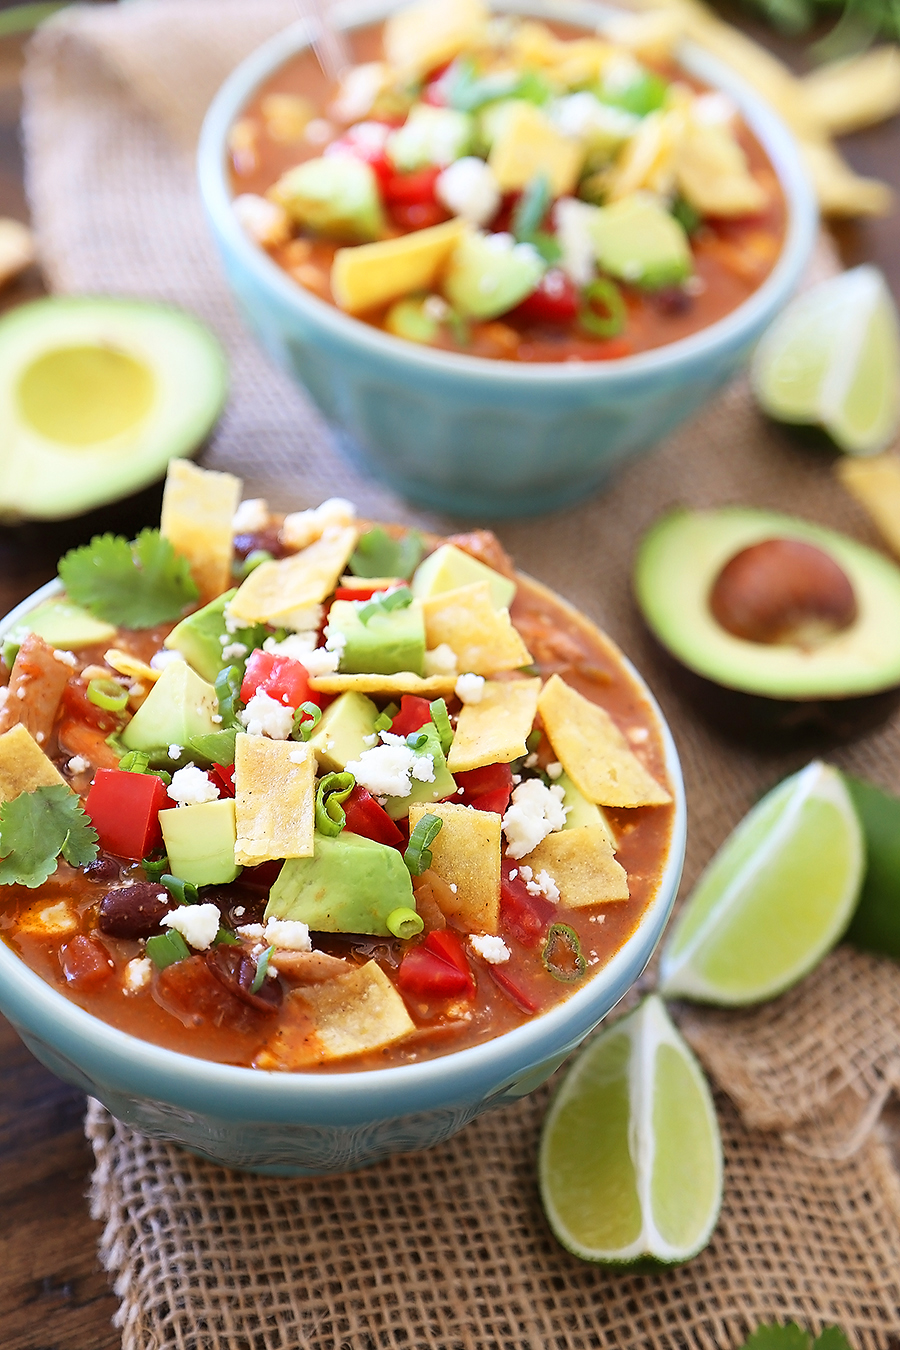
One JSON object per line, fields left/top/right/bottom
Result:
{"left": 20, "top": 2, "right": 900, "bottom": 1345}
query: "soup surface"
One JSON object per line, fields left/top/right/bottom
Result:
{"left": 0, "top": 473, "right": 673, "bottom": 1071}
{"left": 229, "top": 0, "right": 785, "bottom": 363}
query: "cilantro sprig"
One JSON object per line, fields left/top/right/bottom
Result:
{"left": 740, "top": 1326, "right": 851, "bottom": 1350}
{"left": 349, "top": 528, "right": 423, "bottom": 581}
{"left": 0, "top": 786, "right": 98, "bottom": 888}
{"left": 59, "top": 529, "right": 198, "bottom": 628}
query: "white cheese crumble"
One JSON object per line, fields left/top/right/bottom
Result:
{"left": 232, "top": 193, "right": 290, "bottom": 246}
{"left": 455, "top": 672, "right": 485, "bottom": 704}
{"left": 280, "top": 497, "right": 356, "bottom": 550}
{"left": 323, "top": 626, "right": 348, "bottom": 656}
{"left": 546, "top": 761, "right": 563, "bottom": 780}
{"left": 167, "top": 765, "right": 220, "bottom": 806}
{"left": 470, "top": 934, "right": 511, "bottom": 964}
{"left": 553, "top": 196, "right": 599, "bottom": 288}
{"left": 435, "top": 156, "right": 501, "bottom": 226}
{"left": 232, "top": 497, "right": 270, "bottom": 533}
{"left": 221, "top": 641, "right": 248, "bottom": 661}
{"left": 262, "top": 918, "right": 312, "bottom": 951}
{"left": 329, "top": 62, "right": 387, "bottom": 123}
{"left": 67, "top": 755, "right": 90, "bottom": 775}
{"left": 161, "top": 903, "right": 221, "bottom": 951}
{"left": 288, "top": 747, "right": 307, "bottom": 763}
{"left": 519, "top": 864, "right": 560, "bottom": 903}
{"left": 240, "top": 690, "right": 294, "bottom": 739}
{"left": 123, "top": 956, "right": 153, "bottom": 994}
{"left": 424, "top": 643, "right": 458, "bottom": 677}
{"left": 262, "top": 631, "right": 341, "bottom": 676}
{"left": 503, "top": 779, "right": 568, "bottom": 859}
{"left": 151, "top": 649, "right": 185, "bottom": 671}
{"left": 52, "top": 648, "right": 78, "bottom": 668}
{"left": 168, "top": 743, "right": 183, "bottom": 760}
{"left": 345, "top": 733, "right": 434, "bottom": 799}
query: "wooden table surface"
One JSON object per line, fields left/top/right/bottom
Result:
{"left": 0, "top": 12, "right": 899, "bottom": 1348}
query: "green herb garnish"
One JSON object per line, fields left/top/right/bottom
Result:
{"left": 146, "top": 930, "right": 191, "bottom": 969}
{"left": 739, "top": 1326, "right": 851, "bottom": 1350}
{"left": 87, "top": 677, "right": 129, "bottom": 712}
{"left": 142, "top": 854, "right": 169, "bottom": 882}
{"left": 358, "top": 586, "right": 413, "bottom": 625}
{"left": 214, "top": 927, "right": 242, "bottom": 946}
{"left": 189, "top": 729, "right": 238, "bottom": 766}
{"left": 429, "top": 698, "right": 453, "bottom": 756}
{"left": 579, "top": 278, "right": 626, "bottom": 339}
{"left": 349, "top": 527, "right": 424, "bottom": 581}
{"left": 404, "top": 812, "right": 442, "bottom": 876}
{"left": 0, "top": 785, "right": 98, "bottom": 888}
{"left": 58, "top": 529, "right": 198, "bottom": 628}
{"left": 120, "top": 750, "right": 151, "bottom": 774}
{"left": 160, "top": 873, "right": 199, "bottom": 906}
{"left": 315, "top": 772, "right": 356, "bottom": 837}
{"left": 373, "top": 705, "right": 396, "bottom": 734}
{"left": 542, "top": 923, "right": 586, "bottom": 983}
{"left": 386, "top": 906, "right": 425, "bottom": 939}
{"left": 512, "top": 172, "right": 551, "bottom": 244}
{"left": 292, "top": 702, "right": 322, "bottom": 741}
{"left": 237, "top": 549, "right": 274, "bottom": 579}
{"left": 250, "top": 945, "right": 275, "bottom": 992}
{"left": 215, "top": 664, "right": 243, "bottom": 727}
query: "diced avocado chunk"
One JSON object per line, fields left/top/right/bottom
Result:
{"left": 121, "top": 660, "right": 219, "bottom": 758}
{"left": 558, "top": 769, "right": 616, "bottom": 846}
{"left": 412, "top": 542, "right": 515, "bottom": 610}
{"left": 268, "top": 156, "right": 384, "bottom": 242}
{"left": 4, "top": 599, "right": 117, "bottom": 657}
{"left": 386, "top": 104, "right": 473, "bottom": 172}
{"left": 308, "top": 691, "right": 379, "bottom": 772}
{"left": 588, "top": 192, "right": 692, "bottom": 290}
{"left": 384, "top": 722, "right": 456, "bottom": 819}
{"left": 327, "top": 596, "right": 426, "bottom": 677}
{"left": 160, "top": 798, "right": 240, "bottom": 887}
{"left": 164, "top": 588, "right": 255, "bottom": 683}
{"left": 265, "top": 830, "right": 415, "bottom": 936}
{"left": 385, "top": 296, "right": 440, "bottom": 344}
{"left": 443, "top": 230, "right": 544, "bottom": 320}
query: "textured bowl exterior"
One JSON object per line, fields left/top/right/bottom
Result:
{"left": 0, "top": 579, "right": 685, "bottom": 1174}
{"left": 197, "top": 0, "right": 818, "bottom": 517}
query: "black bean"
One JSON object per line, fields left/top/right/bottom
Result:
{"left": 98, "top": 882, "right": 175, "bottom": 939}
{"left": 83, "top": 856, "right": 121, "bottom": 884}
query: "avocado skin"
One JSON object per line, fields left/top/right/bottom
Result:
{"left": 842, "top": 774, "right": 900, "bottom": 961}
{"left": 265, "top": 831, "right": 415, "bottom": 936}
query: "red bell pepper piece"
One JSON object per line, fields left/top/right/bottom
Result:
{"left": 424, "top": 929, "right": 474, "bottom": 994}
{"left": 323, "top": 121, "right": 393, "bottom": 184}
{"left": 470, "top": 786, "right": 512, "bottom": 815}
{"left": 240, "top": 650, "right": 314, "bottom": 711}
{"left": 333, "top": 581, "right": 401, "bottom": 602}
{"left": 85, "top": 768, "right": 171, "bottom": 861}
{"left": 397, "top": 946, "right": 471, "bottom": 998}
{"left": 60, "top": 679, "right": 121, "bottom": 735}
{"left": 389, "top": 694, "right": 433, "bottom": 738}
{"left": 343, "top": 784, "right": 404, "bottom": 847}
{"left": 500, "top": 858, "right": 556, "bottom": 948}
{"left": 511, "top": 268, "right": 580, "bottom": 324}
{"left": 456, "top": 762, "right": 513, "bottom": 806}
{"left": 210, "top": 763, "right": 236, "bottom": 798}
{"left": 384, "top": 165, "right": 442, "bottom": 204}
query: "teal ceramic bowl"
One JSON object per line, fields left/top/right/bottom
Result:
{"left": 0, "top": 578, "right": 685, "bottom": 1175}
{"left": 198, "top": 0, "right": 818, "bottom": 518}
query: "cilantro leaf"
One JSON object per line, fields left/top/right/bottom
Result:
{"left": 59, "top": 529, "right": 199, "bottom": 627}
{"left": 349, "top": 528, "right": 424, "bottom": 581}
{"left": 0, "top": 785, "right": 99, "bottom": 888}
{"left": 813, "top": 1331, "right": 852, "bottom": 1350}
{"left": 740, "top": 1326, "right": 810, "bottom": 1350}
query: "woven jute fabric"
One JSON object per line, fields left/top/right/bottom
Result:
{"left": 21, "top": 1, "right": 900, "bottom": 1345}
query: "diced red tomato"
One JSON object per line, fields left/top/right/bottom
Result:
{"left": 500, "top": 858, "right": 556, "bottom": 948}
{"left": 396, "top": 945, "right": 471, "bottom": 998}
{"left": 210, "top": 762, "right": 236, "bottom": 798}
{"left": 61, "top": 679, "right": 121, "bottom": 734}
{"left": 383, "top": 166, "right": 449, "bottom": 230}
{"left": 512, "top": 268, "right": 580, "bottom": 324}
{"left": 489, "top": 964, "right": 540, "bottom": 1014}
{"left": 60, "top": 935, "right": 115, "bottom": 992}
{"left": 455, "top": 762, "right": 513, "bottom": 807}
{"left": 343, "top": 784, "right": 404, "bottom": 847}
{"left": 333, "top": 581, "right": 401, "bottom": 602}
{"left": 424, "top": 929, "right": 474, "bottom": 994}
{"left": 323, "top": 121, "right": 392, "bottom": 184}
{"left": 390, "top": 694, "right": 433, "bottom": 738}
{"left": 85, "top": 768, "right": 171, "bottom": 860}
{"left": 470, "top": 786, "right": 512, "bottom": 815}
{"left": 240, "top": 650, "right": 315, "bottom": 711}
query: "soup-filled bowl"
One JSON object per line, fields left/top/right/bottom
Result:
{"left": 0, "top": 521, "right": 684, "bottom": 1175}
{"left": 198, "top": 0, "right": 817, "bottom": 517}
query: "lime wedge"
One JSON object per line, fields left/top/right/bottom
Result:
{"left": 751, "top": 265, "right": 900, "bottom": 455}
{"left": 539, "top": 995, "right": 722, "bottom": 1264}
{"left": 660, "top": 761, "right": 864, "bottom": 1005}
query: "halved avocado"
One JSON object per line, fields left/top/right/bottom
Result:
{"left": 0, "top": 297, "right": 227, "bottom": 522}
{"left": 635, "top": 507, "right": 900, "bottom": 742}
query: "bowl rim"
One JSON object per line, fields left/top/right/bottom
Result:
{"left": 0, "top": 574, "right": 686, "bottom": 1110}
{"left": 197, "top": 0, "right": 819, "bottom": 387}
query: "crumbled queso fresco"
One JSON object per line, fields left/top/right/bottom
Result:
{"left": 238, "top": 917, "right": 312, "bottom": 951}
{"left": 470, "top": 934, "right": 511, "bottom": 964}
{"left": 519, "top": 864, "right": 560, "bottom": 903}
{"left": 167, "top": 764, "right": 220, "bottom": 807}
{"left": 502, "top": 779, "right": 568, "bottom": 859}
{"left": 345, "top": 732, "right": 435, "bottom": 800}
{"left": 455, "top": 672, "right": 485, "bottom": 704}
{"left": 240, "top": 690, "right": 295, "bottom": 739}
{"left": 161, "top": 902, "right": 221, "bottom": 951}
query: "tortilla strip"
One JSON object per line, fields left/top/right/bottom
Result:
{"left": 521, "top": 825, "right": 629, "bottom": 906}
{"left": 800, "top": 47, "right": 900, "bottom": 137}
{"left": 409, "top": 800, "right": 501, "bottom": 933}
{"left": 422, "top": 581, "right": 532, "bottom": 675}
{"left": 233, "top": 734, "right": 315, "bottom": 866}
{"left": 296, "top": 961, "right": 415, "bottom": 1060}
{"left": 538, "top": 674, "right": 671, "bottom": 808}
{"left": 836, "top": 455, "right": 900, "bottom": 559}
{"left": 160, "top": 459, "right": 242, "bottom": 604}
{"left": 0, "top": 724, "right": 66, "bottom": 801}
{"left": 308, "top": 671, "right": 457, "bottom": 696}
{"left": 228, "top": 526, "right": 357, "bottom": 627}
{"left": 447, "top": 677, "right": 541, "bottom": 772}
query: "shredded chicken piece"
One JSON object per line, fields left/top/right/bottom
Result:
{"left": 0, "top": 634, "right": 70, "bottom": 746}
{"left": 269, "top": 950, "right": 351, "bottom": 983}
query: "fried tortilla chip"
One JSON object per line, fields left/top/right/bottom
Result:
{"left": 422, "top": 582, "right": 532, "bottom": 675}
{"left": 521, "top": 825, "right": 629, "bottom": 906}
{"left": 384, "top": 0, "right": 488, "bottom": 77}
{"left": 447, "top": 677, "right": 541, "bottom": 773}
{"left": 409, "top": 800, "right": 501, "bottom": 933}
{"left": 538, "top": 674, "right": 671, "bottom": 808}
{"left": 308, "top": 671, "right": 457, "bottom": 696}
{"left": 296, "top": 961, "right": 415, "bottom": 1061}
{"left": 0, "top": 724, "right": 66, "bottom": 801}
{"left": 800, "top": 47, "right": 900, "bottom": 137}
{"left": 104, "top": 649, "right": 161, "bottom": 684}
{"left": 233, "top": 734, "right": 315, "bottom": 866}
{"left": 160, "top": 460, "right": 242, "bottom": 604}
{"left": 837, "top": 455, "right": 900, "bottom": 559}
{"left": 228, "top": 526, "right": 357, "bottom": 627}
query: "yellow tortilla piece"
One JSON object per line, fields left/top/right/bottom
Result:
{"left": 447, "top": 677, "right": 540, "bottom": 773}
{"left": 0, "top": 724, "right": 66, "bottom": 801}
{"left": 837, "top": 455, "right": 900, "bottom": 558}
{"left": 233, "top": 733, "right": 315, "bottom": 866}
{"left": 798, "top": 139, "right": 893, "bottom": 218}
{"left": 160, "top": 459, "right": 242, "bottom": 605}
{"left": 422, "top": 582, "right": 532, "bottom": 676}
{"left": 296, "top": 961, "right": 415, "bottom": 1061}
{"left": 800, "top": 47, "right": 900, "bottom": 137}
{"left": 104, "top": 648, "right": 161, "bottom": 684}
{"left": 308, "top": 671, "right": 457, "bottom": 696}
{"left": 538, "top": 674, "right": 671, "bottom": 808}
{"left": 409, "top": 800, "right": 501, "bottom": 933}
{"left": 384, "top": 0, "right": 489, "bottom": 77}
{"left": 228, "top": 526, "right": 357, "bottom": 626}
{"left": 488, "top": 103, "right": 583, "bottom": 197}
{"left": 676, "top": 121, "right": 768, "bottom": 217}
{"left": 332, "top": 218, "right": 466, "bottom": 315}
{"left": 521, "top": 825, "right": 629, "bottom": 907}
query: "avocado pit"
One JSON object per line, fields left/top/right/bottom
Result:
{"left": 709, "top": 538, "right": 857, "bottom": 648}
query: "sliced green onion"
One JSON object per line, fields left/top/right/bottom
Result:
{"left": 292, "top": 701, "right": 322, "bottom": 741}
{"left": 404, "top": 812, "right": 443, "bottom": 876}
{"left": 579, "top": 278, "right": 626, "bottom": 339}
{"left": 188, "top": 728, "right": 237, "bottom": 766}
{"left": 160, "top": 873, "right": 199, "bottom": 906}
{"left": 406, "top": 730, "right": 429, "bottom": 751}
{"left": 238, "top": 549, "right": 274, "bottom": 579}
{"left": 214, "top": 927, "right": 241, "bottom": 946}
{"left": 120, "top": 750, "right": 150, "bottom": 774}
{"left": 358, "top": 586, "right": 413, "bottom": 626}
{"left": 542, "top": 923, "right": 587, "bottom": 984}
{"left": 525, "top": 729, "right": 542, "bottom": 753}
{"left": 215, "top": 663, "right": 243, "bottom": 727}
{"left": 373, "top": 709, "right": 394, "bottom": 733}
{"left": 447, "top": 309, "right": 470, "bottom": 347}
{"left": 250, "top": 945, "right": 275, "bottom": 993}
{"left": 386, "top": 907, "right": 425, "bottom": 940}
{"left": 512, "top": 172, "right": 551, "bottom": 242}
{"left": 429, "top": 699, "right": 453, "bottom": 756}
{"left": 146, "top": 929, "right": 190, "bottom": 969}
{"left": 315, "top": 771, "right": 355, "bottom": 837}
{"left": 87, "top": 677, "right": 129, "bottom": 712}
{"left": 142, "top": 854, "right": 169, "bottom": 883}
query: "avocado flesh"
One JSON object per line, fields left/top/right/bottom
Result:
{"left": 635, "top": 507, "right": 900, "bottom": 700}
{"left": 160, "top": 798, "right": 240, "bottom": 887}
{"left": 411, "top": 543, "right": 516, "bottom": 611}
{"left": 121, "top": 660, "right": 220, "bottom": 761}
{"left": 0, "top": 297, "right": 227, "bottom": 523}
{"left": 165, "top": 589, "right": 261, "bottom": 683}
{"left": 383, "top": 722, "right": 456, "bottom": 819}
{"left": 308, "top": 691, "right": 380, "bottom": 772}
{"left": 265, "top": 831, "right": 415, "bottom": 936}
{"left": 3, "top": 599, "right": 116, "bottom": 658}
{"left": 328, "top": 597, "right": 426, "bottom": 677}
{"left": 589, "top": 193, "right": 691, "bottom": 290}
